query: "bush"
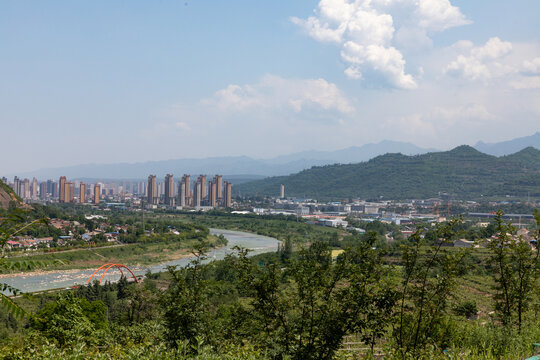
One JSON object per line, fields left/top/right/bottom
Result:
{"left": 453, "top": 301, "right": 478, "bottom": 318}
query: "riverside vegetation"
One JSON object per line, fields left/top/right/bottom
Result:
{"left": 0, "top": 206, "right": 539, "bottom": 359}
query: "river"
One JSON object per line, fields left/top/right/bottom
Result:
{"left": 1, "top": 229, "right": 279, "bottom": 293}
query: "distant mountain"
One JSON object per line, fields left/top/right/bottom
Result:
{"left": 474, "top": 132, "right": 540, "bottom": 156}
{"left": 234, "top": 146, "right": 540, "bottom": 200}
{"left": 264, "top": 140, "right": 436, "bottom": 164}
{"left": 9, "top": 157, "right": 331, "bottom": 181}
{"left": 9, "top": 134, "right": 539, "bottom": 181}
{"left": 8, "top": 140, "right": 434, "bottom": 180}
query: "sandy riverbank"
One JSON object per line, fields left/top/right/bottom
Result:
{"left": 0, "top": 252, "right": 195, "bottom": 279}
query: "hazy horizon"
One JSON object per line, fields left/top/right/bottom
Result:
{"left": 2, "top": 1, "right": 540, "bottom": 174}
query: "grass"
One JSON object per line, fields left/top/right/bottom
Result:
{"left": 1, "top": 235, "right": 222, "bottom": 272}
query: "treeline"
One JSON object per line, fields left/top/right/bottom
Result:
{"left": 0, "top": 211, "right": 539, "bottom": 359}
{"left": 176, "top": 210, "right": 345, "bottom": 245}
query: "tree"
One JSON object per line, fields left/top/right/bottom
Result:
{"left": 394, "top": 218, "right": 469, "bottom": 356}
{"left": 161, "top": 241, "right": 210, "bottom": 351}
{"left": 0, "top": 208, "right": 49, "bottom": 317}
{"left": 487, "top": 210, "right": 539, "bottom": 331}
{"left": 230, "top": 240, "right": 396, "bottom": 360}
{"left": 31, "top": 292, "right": 107, "bottom": 346}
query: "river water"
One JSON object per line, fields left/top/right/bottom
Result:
{"left": 1, "top": 229, "right": 279, "bottom": 293}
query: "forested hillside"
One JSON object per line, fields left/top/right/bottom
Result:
{"left": 235, "top": 146, "right": 540, "bottom": 200}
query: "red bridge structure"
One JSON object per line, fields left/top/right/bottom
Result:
{"left": 87, "top": 263, "right": 139, "bottom": 285}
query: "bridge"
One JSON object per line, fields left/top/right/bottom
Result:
{"left": 87, "top": 263, "right": 139, "bottom": 285}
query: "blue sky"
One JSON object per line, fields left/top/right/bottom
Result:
{"left": 2, "top": 0, "right": 540, "bottom": 174}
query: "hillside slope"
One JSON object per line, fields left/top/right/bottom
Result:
{"left": 234, "top": 146, "right": 540, "bottom": 200}
{"left": 0, "top": 180, "right": 22, "bottom": 209}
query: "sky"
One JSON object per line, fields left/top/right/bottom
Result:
{"left": 1, "top": 0, "right": 540, "bottom": 174}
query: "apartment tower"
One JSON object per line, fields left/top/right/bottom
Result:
{"left": 208, "top": 180, "right": 217, "bottom": 207}
{"left": 80, "top": 182, "right": 86, "bottom": 204}
{"left": 193, "top": 181, "right": 202, "bottom": 208}
{"left": 94, "top": 184, "right": 101, "bottom": 204}
{"left": 214, "top": 175, "right": 223, "bottom": 200}
{"left": 39, "top": 182, "right": 48, "bottom": 200}
{"left": 178, "top": 179, "right": 186, "bottom": 207}
{"left": 64, "top": 182, "right": 74, "bottom": 203}
{"left": 147, "top": 175, "right": 158, "bottom": 205}
{"left": 59, "top": 176, "right": 66, "bottom": 202}
{"left": 223, "top": 181, "right": 232, "bottom": 208}
{"left": 164, "top": 174, "right": 175, "bottom": 206}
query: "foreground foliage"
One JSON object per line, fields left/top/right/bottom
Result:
{"left": 0, "top": 209, "right": 539, "bottom": 359}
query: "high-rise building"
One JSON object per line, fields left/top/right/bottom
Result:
{"left": 193, "top": 181, "right": 202, "bottom": 208}
{"left": 23, "top": 178, "right": 30, "bottom": 199}
{"left": 223, "top": 181, "right": 232, "bottom": 208}
{"left": 178, "top": 180, "right": 186, "bottom": 207}
{"left": 280, "top": 184, "right": 285, "bottom": 198}
{"left": 185, "top": 175, "right": 191, "bottom": 198}
{"left": 80, "top": 183, "right": 86, "bottom": 204}
{"left": 208, "top": 180, "right": 217, "bottom": 207}
{"left": 196, "top": 175, "right": 207, "bottom": 201}
{"left": 31, "top": 178, "right": 38, "bottom": 199}
{"left": 94, "top": 184, "right": 101, "bottom": 204}
{"left": 183, "top": 175, "right": 191, "bottom": 205}
{"left": 59, "top": 176, "right": 67, "bottom": 202}
{"left": 214, "top": 175, "right": 223, "bottom": 200}
{"left": 47, "top": 180, "right": 58, "bottom": 199}
{"left": 39, "top": 182, "right": 48, "bottom": 200}
{"left": 13, "top": 177, "right": 21, "bottom": 197}
{"left": 147, "top": 175, "right": 157, "bottom": 205}
{"left": 164, "top": 174, "right": 175, "bottom": 206}
{"left": 64, "top": 182, "right": 74, "bottom": 203}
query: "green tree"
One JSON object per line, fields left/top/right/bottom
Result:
{"left": 0, "top": 208, "right": 49, "bottom": 317}
{"left": 487, "top": 210, "right": 539, "bottom": 331}
{"left": 161, "top": 241, "right": 210, "bottom": 352}
{"left": 230, "top": 240, "right": 396, "bottom": 360}
{"left": 31, "top": 292, "right": 107, "bottom": 346}
{"left": 394, "top": 218, "right": 469, "bottom": 356}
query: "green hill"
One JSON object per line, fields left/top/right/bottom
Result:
{"left": 234, "top": 146, "right": 540, "bottom": 200}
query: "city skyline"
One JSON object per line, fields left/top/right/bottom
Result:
{"left": 2, "top": 1, "right": 540, "bottom": 174}
{"left": 5, "top": 172, "right": 233, "bottom": 209}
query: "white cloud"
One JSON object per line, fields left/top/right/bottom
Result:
{"left": 510, "top": 76, "right": 540, "bottom": 89}
{"left": 383, "top": 103, "right": 494, "bottom": 140}
{"left": 206, "top": 75, "right": 355, "bottom": 115}
{"left": 522, "top": 57, "right": 540, "bottom": 75}
{"left": 431, "top": 103, "right": 494, "bottom": 121}
{"left": 444, "top": 37, "right": 514, "bottom": 80}
{"left": 292, "top": 0, "right": 469, "bottom": 89}
{"left": 416, "top": 0, "right": 471, "bottom": 31}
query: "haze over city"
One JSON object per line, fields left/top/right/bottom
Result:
{"left": 2, "top": 1, "right": 540, "bottom": 174}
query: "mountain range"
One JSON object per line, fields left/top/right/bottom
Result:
{"left": 474, "top": 132, "right": 540, "bottom": 156}
{"left": 6, "top": 133, "right": 539, "bottom": 181}
{"left": 234, "top": 146, "right": 540, "bottom": 200}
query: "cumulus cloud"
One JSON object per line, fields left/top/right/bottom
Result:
{"left": 522, "top": 57, "right": 540, "bottom": 75}
{"left": 206, "top": 75, "right": 355, "bottom": 115}
{"left": 444, "top": 37, "right": 514, "bottom": 80}
{"left": 292, "top": 0, "right": 469, "bottom": 89}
